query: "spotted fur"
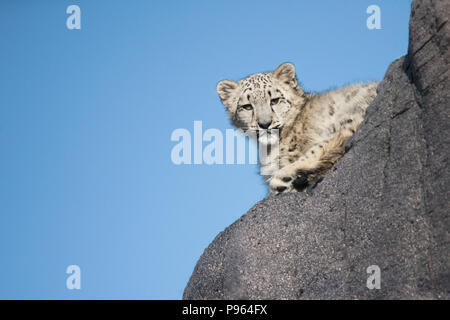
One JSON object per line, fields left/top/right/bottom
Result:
{"left": 217, "top": 63, "right": 378, "bottom": 195}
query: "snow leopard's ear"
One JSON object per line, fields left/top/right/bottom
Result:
{"left": 216, "top": 80, "right": 238, "bottom": 104}
{"left": 274, "top": 63, "right": 297, "bottom": 88}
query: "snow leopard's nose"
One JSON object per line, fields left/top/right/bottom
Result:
{"left": 258, "top": 119, "right": 272, "bottom": 129}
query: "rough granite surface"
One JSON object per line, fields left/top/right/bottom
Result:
{"left": 183, "top": 0, "right": 449, "bottom": 299}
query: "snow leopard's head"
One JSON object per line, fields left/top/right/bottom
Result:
{"left": 216, "top": 63, "right": 305, "bottom": 144}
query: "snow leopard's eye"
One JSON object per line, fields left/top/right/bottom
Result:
{"left": 240, "top": 104, "right": 253, "bottom": 111}
{"left": 270, "top": 98, "right": 280, "bottom": 106}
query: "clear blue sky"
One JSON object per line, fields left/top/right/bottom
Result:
{"left": 0, "top": 0, "right": 412, "bottom": 299}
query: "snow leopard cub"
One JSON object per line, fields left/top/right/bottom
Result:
{"left": 216, "top": 63, "right": 378, "bottom": 195}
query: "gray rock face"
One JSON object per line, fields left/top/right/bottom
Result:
{"left": 183, "top": 0, "right": 449, "bottom": 299}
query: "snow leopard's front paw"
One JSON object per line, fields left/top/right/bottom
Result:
{"left": 268, "top": 166, "right": 297, "bottom": 195}
{"left": 269, "top": 175, "right": 294, "bottom": 195}
{"left": 269, "top": 166, "right": 310, "bottom": 195}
